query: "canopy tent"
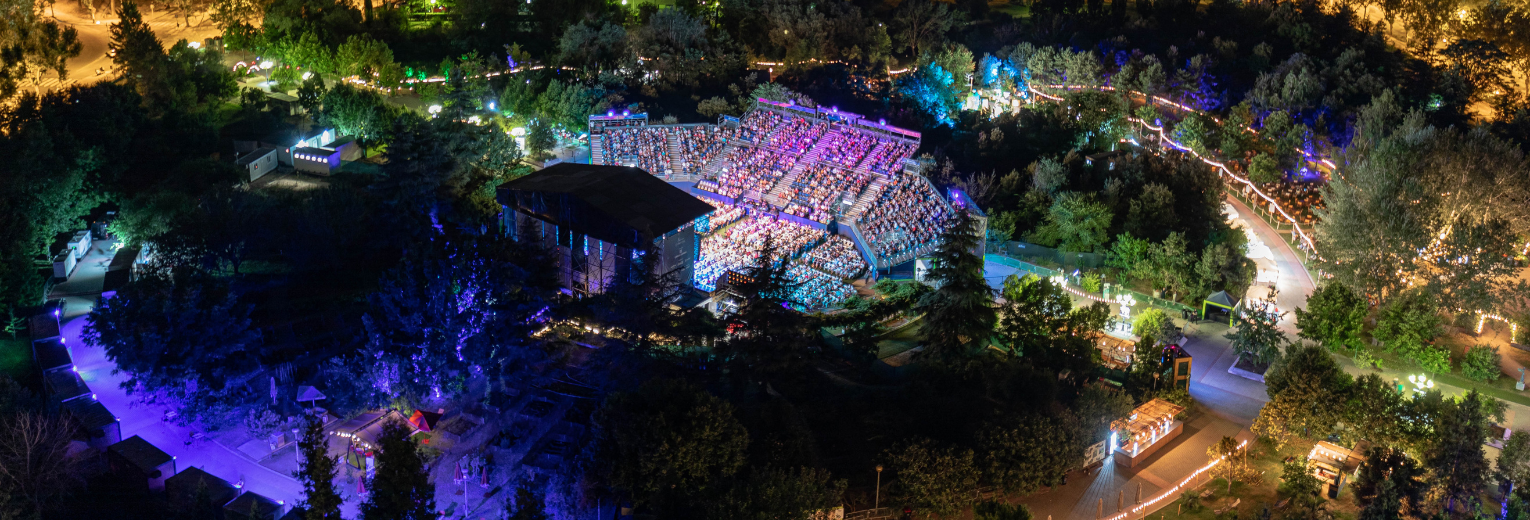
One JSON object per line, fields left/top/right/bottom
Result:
{"left": 1202, "top": 290, "right": 1239, "bottom": 326}
{"left": 408, "top": 410, "right": 442, "bottom": 432}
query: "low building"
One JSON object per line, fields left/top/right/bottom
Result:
{"left": 237, "top": 147, "right": 279, "bottom": 182}
{"left": 108, "top": 435, "right": 176, "bottom": 492}
{"left": 1308, "top": 441, "right": 1368, "bottom": 498}
{"left": 32, "top": 338, "right": 73, "bottom": 374}
{"left": 293, "top": 147, "right": 341, "bottom": 176}
{"left": 225, "top": 491, "right": 283, "bottom": 520}
{"left": 63, "top": 399, "right": 120, "bottom": 449}
{"left": 497, "top": 163, "right": 714, "bottom": 296}
{"left": 165, "top": 466, "right": 238, "bottom": 512}
{"left": 1110, "top": 398, "right": 1186, "bottom": 468}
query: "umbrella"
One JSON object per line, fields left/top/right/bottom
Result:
{"left": 480, "top": 464, "right": 489, "bottom": 487}
{"left": 454, "top": 460, "right": 463, "bottom": 481}
{"left": 357, "top": 477, "right": 366, "bottom": 495}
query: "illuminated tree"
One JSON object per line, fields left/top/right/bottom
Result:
{"left": 1423, "top": 390, "right": 1495, "bottom": 513}
{"left": 1029, "top": 192, "right": 1112, "bottom": 253}
{"left": 1254, "top": 343, "right": 1349, "bottom": 447}
{"left": 1295, "top": 282, "right": 1367, "bottom": 354}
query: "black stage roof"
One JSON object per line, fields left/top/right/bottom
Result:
{"left": 497, "top": 163, "right": 713, "bottom": 247}
{"left": 110, "top": 435, "right": 172, "bottom": 472}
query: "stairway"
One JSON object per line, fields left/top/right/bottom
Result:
{"left": 766, "top": 130, "right": 841, "bottom": 204}
{"left": 845, "top": 176, "right": 890, "bottom": 221}
{"left": 700, "top": 140, "right": 736, "bottom": 179}
{"left": 666, "top": 129, "right": 684, "bottom": 174}
{"left": 590, "top": 135, "right": 606, "bottom": 165}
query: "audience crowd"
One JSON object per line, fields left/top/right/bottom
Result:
{"left": 767, "top": 115, "right": 830, "bottom": 154}
{"left": 864, "top": 140, "right": 918, "bottom": 175}
{"left": 781, "top": 164, "right": 872, "bottom": 223}
{"left": 697, "top": 199, "right": 747, "bottom": 234}
{"left": 693, "top": 214, "right": 824, "bottom": 291}
{"left": 711, "top": 146, "right": 797, "bottom": 199}
{"left": 787, "top": 263, "right": 857, "bottom": 310}
{"left": 739, "top": 109, "right": 785, "bottom": 142}
{"left": 1245, "top": 181, "right": 1324, "bottom": 226}
{"left": 821, "top": 130, "right": 880, "bottom": 168}
{"left": 858, "top": 173, "right": 949, "bottom": 264}
{"left": 803, "top": 235, "right": 869, "bottom": 278}
{"left": 676, "top": 125, "right": 732, "bottom": 173}
{"left": 600, "top": 127, "right": 670, "bottom": 174}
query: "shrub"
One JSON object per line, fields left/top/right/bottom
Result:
{"left": 1080, "top": 272, "right": 1103, "bottom": 294}
{"left": 1133, "top": 308, "right": 1172, "bottom": 340}
{"left": 1461, "top": 344, "right": 1502, "bottom": 382}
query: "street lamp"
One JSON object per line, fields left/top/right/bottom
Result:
{"left": 874, "top": 465, "right": 883, "bottom": 510}
{"left": 1407, "top": 374, "right": 1435, "bottom": 394}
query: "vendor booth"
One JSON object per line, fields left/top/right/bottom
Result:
{"left": 1308, "top": 441, "right": 1368, "bottom": 498}
{"left": 1110, "top": 398, "right": 1186, "bottom": 468}
{"left": 1202, "top": 290, "right": 1239, "bottom": 326}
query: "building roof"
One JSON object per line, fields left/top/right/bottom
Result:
{"left": 165, "top": 467, "right": 238, "bottom": 506}
{"left": 44, "top": 370, "right": 89, "bottom": 401}
{"left": 225, "top": 491, "right": 282, "bottom": 519}
{"left": 32, "top": 339, "right": 72, "bottom": 372}
{"left": 235, "top": 147, "right": 277, "bottom": 166}
{"left": 63, "top": 399, "right": 117, "bottom": 430}
{"left": 497, "top": 163, "right": 713, "bottom": 247}
{"left": 110, "top": 435, "right": 173, "bottom": 471}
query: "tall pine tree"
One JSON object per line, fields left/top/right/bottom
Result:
{"left": 917, "top": 208, "right": 996, "bottom": 360}
{"left": 297, "top": 413, "right": 342, "bottom": 520}
{"left": 359, "top": 421, "right": 434, "bottom": 520}
{"left": 717, "top": 237, "right": 817, "bottom": 376}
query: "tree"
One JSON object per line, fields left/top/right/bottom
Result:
{"left": 209, "top": 0, "right": 260, "bottom": 31}
{"left": 1131, "top": 308, "right": 1174, "bottom": 342}
{"left": 1461, "top": 344, "right": 1502, "bottom": 382}
{"left": 889, "top": 0, "right": 957, "bottom": 58}
{"left": 1226, "top": 294, "right": 1285, "bottom": 366}
{"left": 702, "top": 467, "right": 847, "bottom": 519}
{"left": 1206, "top": 436, "right": 1258, "bottom": 494}
{"left": 976, "top": 414, "right": 1084, "bottom": 495}
{"left": 1030, "top": 192, "right": 1112, "bottom": 253}
{"left": 333, "top": 34, "right": 403, "bottom": 86}
{"left": 83, "top": 268, "right": 260, "bottom": 423}
{"left": 1295, "top": 282, "right": 1367, "bottom": 354}
{"left": 506, "top": 484, "right": 548, "bottom": 520}
{"left": 110, "top": 2, "right": 167, "bottom": 102}
{"left": 1125, "top": 183, "right": 1176, "bottom": 239}
{"left": 1315, "top": 93, "right": 1530, "bottom": 309}
{"left": 297, "top": 413, "right": 341, "bottom": 520}
{"left": 1423, "top": 390, "right": 1495, "bottom": 513}
{"left": 1372, "top": 290, "right": 1445, "bottom": 372}
{"left": 717, "top": 238, "right": 818, "bottom": 376}
{"left": 316, "top": 83, "right": 398, "bottom": 140}
{"left": 1500, "top": 431, "right": 1530, "bottom": 501}
{"left": 696, "top": 96, "right": 730, "bottom": 118}
{"left": 1344, "top": 374, "right": 1404, "bottom": 447}
{"left": 884, "top": 438, "right": 980, "bottom": 517}
{"left": 974, "top": 502, "right": 1033, "bottom": 520}
{"left": 1278, "top": 457, "right": 1324, "bottom": 515}
{"left": 1143, "top": 233, "right": 1193, "bottom": 299}
{"left": 359, "top": 421, "right": 433, "bottom": 520}
{"left": 18, "top": 20, "right": 81, "bottom": 96}
{"left": 590, "top": 379, "right": 747, "bottom": 507}
{"left": 1358, "top": 477, "right": 1403, "bottom": 520}
{"left": 525, "top": 120, "right": 555, "bottom": 160}
{"left": 995, "top": 274, "right": 1070, "bottom": 359}
{"left": 0, "top": 411, "right": 82, "bottom": 517}
{"left": 296, "top": 71, "right": 326, "bottom": 114}
{"left": 1254, "top": 343, "right": 1349, "bottom": 447}
{"left": 917, "top": 209, "right": 996, "bottom": 360}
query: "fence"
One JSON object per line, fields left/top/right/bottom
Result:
{"left": 985, "top": 255, "right": 1197, "bottom": 314}
{"left": 999, "top": 241, "right": 1104, "bottom": 269}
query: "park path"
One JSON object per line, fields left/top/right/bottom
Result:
{"left": 52, "top": 240, "right": 310, "bottom": 513}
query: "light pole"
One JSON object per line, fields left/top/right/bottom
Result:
{"left": 874, "top": 465, "right": 883, "bottom": 510}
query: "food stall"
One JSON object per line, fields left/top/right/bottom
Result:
{"left": 1110, "top": 398, "right": 1186, "bottom": 468}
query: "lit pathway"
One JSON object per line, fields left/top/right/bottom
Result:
{"left": 52, "top": 241, "right": 307, "bottom": 512}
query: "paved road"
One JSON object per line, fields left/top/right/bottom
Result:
{"left": 27, "top": 2, "right": 222, "bottom": 94}
{"left": 52, "top": 241, "right": 306, "bottom": 512}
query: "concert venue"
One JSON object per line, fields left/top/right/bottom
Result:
{"left": 576, "top": 98, "right": 966, "bottom": 310}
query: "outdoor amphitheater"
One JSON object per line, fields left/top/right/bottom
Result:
{"left": 588, "top": 98, "right": 956, "bottom": 310}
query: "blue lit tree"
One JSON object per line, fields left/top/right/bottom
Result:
{"left": 897, "top": 62, "right": 960, "bottom": 126}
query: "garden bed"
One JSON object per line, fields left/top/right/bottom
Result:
{"left": 1228, "top": 355, "right": 1270, "bottom": 382}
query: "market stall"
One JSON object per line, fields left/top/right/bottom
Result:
{"left": 1110, "top": 398, "right": 1186, "bottom": 468}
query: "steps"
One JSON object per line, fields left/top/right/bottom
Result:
{"left": 666, "top": 129, "right": 684, "bottom": 174}
{"left": 700, "top": 140, "right": 736, "bottom": 179}
{"left": 845, "top": 176, "right": 890, "bottom": 221}
{"left": 766, "top": 130, "right": 841, "bottom": 203}
{"left": 590, "top": 135, "right": 606, "bottom": 165}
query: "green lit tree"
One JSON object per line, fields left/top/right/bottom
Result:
{"left": 1226, "top": 293, "right": 1286, "bottom": 366}
{"left": 1295, "top": 282, "right": 1368, "bottom": 354}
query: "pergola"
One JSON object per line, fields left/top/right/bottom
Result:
{"left": 1110, "top": 398, "right": 1186, "bottom": 467}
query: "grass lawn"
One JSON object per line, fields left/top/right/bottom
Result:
{"left": 1164, "top": 440, "right": 1362, "bottom": 520}
{"left": 1340, "top": 333, "right": 1530, "bottom": 409}
{"left": 990, "top": 0, "right": 1032, "bottom": 18}
{"left": 0, "top": 337, "right": 30, "bottom": 380}
{"left": 875, "top": 318, "right": 923, "bottom": 359}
